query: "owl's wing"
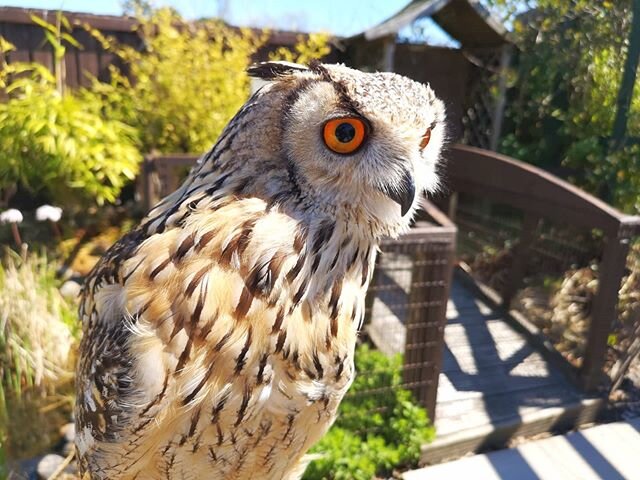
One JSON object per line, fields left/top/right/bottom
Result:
{"left": 76, "top": 199, "right": 309, "bottom": 476}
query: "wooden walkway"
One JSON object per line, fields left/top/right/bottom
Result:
{"left": 405, "top": 417, "right": 640, "bottom": 479}
{"left": 422, "top": 275, "right": 601, "bottom": 463}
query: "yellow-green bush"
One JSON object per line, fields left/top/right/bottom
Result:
{"left": 89, "top": 8, "right": 330, "bottom": 154}
{"left": 89, "top": 9, "right": 263, "bottom": 154}
{"left": 0, "top": 17, "right": 141, "bottom": 208}
{"left": 269, "top": 32, "right": 331, "bottom": 65}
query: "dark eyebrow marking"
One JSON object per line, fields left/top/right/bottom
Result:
{"left": 309, "top": 61, "right": 363, "bottom": 116}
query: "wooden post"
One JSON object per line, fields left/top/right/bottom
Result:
{"left": 489, "top": 44, "right": 512, "bottom": 152}
{"left": 447, "top": 192, "right": 459, "bottom": 222}
{"left": 580, "top": 232, "right": 630, "bottom": 391}
{"left": 382, "top": 35, "right": 395, "bottom": 72}
{"left": 502, "top": 213, "right": 540, "bottom": 308}
{"left": 141, "top": 155, "right": 157, "bottom": 212}
{"left": 403, "top": 239, "right": 455, "bottom": 422}
{"left": 424, "top": 243, "right": 455, "bottom": 421}
{"left": 612, "top": 0, "right": 640, "bottom": 149}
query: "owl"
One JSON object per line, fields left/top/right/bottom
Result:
{"left": 75, "top": 61, "right": 446, "bottom": 479}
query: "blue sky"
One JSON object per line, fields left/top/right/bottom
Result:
{"left": 1, "top": 0, "right": 458, "bottom": 43}
{"left": 4, "top": 1, "right": 407, "bottom": 35}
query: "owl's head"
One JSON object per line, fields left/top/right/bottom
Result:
{"left": 217, "top": 61, "right": 446, "bottom": 238}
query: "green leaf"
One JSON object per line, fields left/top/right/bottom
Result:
{"left": 29, "top": 14, "right": 58, "bottom": 34}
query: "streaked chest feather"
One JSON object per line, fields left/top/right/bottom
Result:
{"left": 77, "top": 197, "right": 376, "bottom": 479}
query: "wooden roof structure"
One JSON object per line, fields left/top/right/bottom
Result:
{"left": 345, "top": 0, "right": 511, "bottom": 149}
{"left": 360, "top": 0, "right": 510, "bottom": 47}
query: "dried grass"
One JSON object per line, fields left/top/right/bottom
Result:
{"left": 0, "top": 247, "right": 77, "bottom": 399}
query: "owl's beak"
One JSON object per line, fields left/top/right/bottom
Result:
{"left": 379, "top": 167, "right": 415, "bottom": 216}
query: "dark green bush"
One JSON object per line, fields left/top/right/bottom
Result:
{"left": 305, "top": 344, "right": 434, "bottom": 480}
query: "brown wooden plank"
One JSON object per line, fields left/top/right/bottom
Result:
{"left": 78, "top": 51, "right": 99, "bottom": 85}
{"left": 32, "top": 49, "right": 52, "bottom": 71}
{"left": 65, "top": 47, "right": 79, "bottom": 88}
{"left": 0, "top": 7, "right": 136, "bottom": 32}
{"left": 442, "top": 339, "right": 536, "bottom": 373}
{"left": 446, "top": 144, "right": 640, "bottom": 236}
{"left": 438, "top": 357, "right": 564, "bottom": 398}
{"left": 443, "top": 319, "right": 523, "bottom": 347}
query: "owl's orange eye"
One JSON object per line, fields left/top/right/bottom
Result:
{"left": 323, "top": 117, "right": 366, "bottom": 154}
{"left": 420, "top": 128, "right": 432, "bottom": 150}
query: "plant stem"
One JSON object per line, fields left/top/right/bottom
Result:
{"left": 50, "top": 221, "right": 61, "bottom": 238}
{"left": 10, "top": 223, "right": 21, "bottom": 247}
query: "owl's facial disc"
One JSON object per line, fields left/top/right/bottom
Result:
{"left": 264, "top": 61, "right": 446, "bottom": 235}
{"left": 321, "top": 116, "right": 415, "bottom": 216}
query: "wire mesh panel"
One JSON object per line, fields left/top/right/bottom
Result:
{"left": 445, "top": 144, "right": 640, "bottom": 390}
{"left": 610, "top": 241, "right": 640, "bottom": 390}
{"left": 360, "top": 215, "right": 456, "bottom": 422}
{"left": 455, "top": 191, "right": 605, "bottom": 368}
{"left": 461, "top": 47, "right": 506, "bottom": 149}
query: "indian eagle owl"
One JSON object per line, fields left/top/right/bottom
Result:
{"left": 75, "top": 61, "right": 446, "bottom": 479}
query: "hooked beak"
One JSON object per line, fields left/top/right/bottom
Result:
{"left": 378, "top": 167, "right": 416, "bottom": 217}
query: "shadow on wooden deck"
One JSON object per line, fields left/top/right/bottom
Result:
{"left": 423, "top": 275, "right": 602, "bottom": 464}
{"left": 405, "top": 418, "right": 640, "bottom": 479}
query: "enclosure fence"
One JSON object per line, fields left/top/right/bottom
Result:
{"left": 440, "top": 144, "right": 640, "bottom": 391}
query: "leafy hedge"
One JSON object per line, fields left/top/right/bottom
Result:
{"left": 305, "top": 344, "right": 434, "bottom": 480}
{"left": 0, "top": 26, "right": 141, "bottom": 208}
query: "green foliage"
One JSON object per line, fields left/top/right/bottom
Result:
{"left": 269, "top": 32, "right": 332, "bottom": 65}
{"left": 489, "top": 1, "right": 640, "bottom": 213}
{"left": 304, "top": 344, "right": 434, "bottom": 480}
{"left": 0, "top": 16, "right": 141, "bottom": 208}
{"left": 87, "top": 8, "right": 331, "bottom": 154}
{"left": 87, "top": 9, "right": 263, "bottom": 154}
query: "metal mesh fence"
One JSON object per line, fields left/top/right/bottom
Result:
{"left": 355, "top": 215, "right": 455, "bottom": 427}
{"left": 454, "top": 191, "right": 615, "bottom": 370}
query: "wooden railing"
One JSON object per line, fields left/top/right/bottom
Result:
{"left": 442, "top": 144, "right": 640, "bottom": 391}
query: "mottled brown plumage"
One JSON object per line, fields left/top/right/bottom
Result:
{"left": 75, "top": 61, "right": 446, "bottom": 479}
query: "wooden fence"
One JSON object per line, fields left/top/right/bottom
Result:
{"left": 0, "top": 6, "right": 335, "bottom": 89}
{"left": 0, "top": 7, "right": 140, "bottom": 87}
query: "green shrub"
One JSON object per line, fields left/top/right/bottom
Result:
{"left": 304, "top": 344, "right": 434, "bottom": 480}
{"left": 87, "top": 8, "right": 331, "bottom": 155}
{"left": 0, "top": 16, "right": 141, "bottom": 208}
{"left": 86, "top": 9, "right": 262, "bottom": 154}
{"left": 494, "top": 1, "right": 640, "bottom": 213}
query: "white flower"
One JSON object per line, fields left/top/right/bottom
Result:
{"left": 36, "top": 205, "right": 63, "bottom": 222}
{"left": 0, "top": 209, "right": 23, "bottom": 224}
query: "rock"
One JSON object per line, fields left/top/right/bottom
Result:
{"left": 60, "top": 423, "right": 75, "bottom": 443}
{"left": 59, "top": 280, "right": 81, "bottom": 300}
{"left": 36, "top": 453, "right": 77, "bottom": 479}
{"left": 37, "top": 454, "right": 65, "bottom": 479}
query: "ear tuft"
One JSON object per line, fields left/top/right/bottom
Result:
{"left": 247, "top": 61, "right": 309, "bottom": 80}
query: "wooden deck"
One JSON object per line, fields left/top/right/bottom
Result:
{"left": 422, "top": 276, "right": 602, "bottom": 464}
{"left": 405, "top": 417, "right": 640, "bottom": 479}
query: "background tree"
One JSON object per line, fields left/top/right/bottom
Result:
{"left": 485, "top": 0, "right": 640, "bottom": 213}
